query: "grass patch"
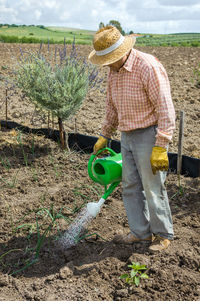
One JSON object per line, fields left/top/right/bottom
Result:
{"left": 0, "top": 25, "right": 94, "bottom": 44}
{"left": 136, "top": 33, "right": 200, "bottom": 47}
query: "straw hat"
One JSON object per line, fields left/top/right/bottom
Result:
{"left": 88, "top": 26, "right": 136, "bottom": 66}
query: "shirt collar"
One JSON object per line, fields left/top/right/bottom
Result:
{"left": 109, "top": 49, "right": 137, "bottom": 75}
{"left": 123, "top": 48, "right": 137, "bottom": 72}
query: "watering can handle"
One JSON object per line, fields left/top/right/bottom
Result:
{"left": 96, "top": 147, "right": 117, "bottom": 157}
{"left": 88, "top": 147, "right": 117, "bottom": 183}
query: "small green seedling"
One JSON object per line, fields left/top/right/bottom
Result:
{"left": 120, "top": 261, "right": 149, "bottom": 287}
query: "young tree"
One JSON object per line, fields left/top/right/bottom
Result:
{"left": 108, "top": 20, "right": 125, "bottom": 35}
{"left": 99, "top": 22, "right": 105, "bottom": 29}
{"left": 98, "top": 20, "right": 125, "bottom": 35}
{"left": 13, "top": 42, "right": 102, "bottom": 149}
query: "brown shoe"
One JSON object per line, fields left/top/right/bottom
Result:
{"left": 149, "top": 235, "right": 171, "bottom": 252}
{"left": 113, "top": 232, "right": 153, "bottom": 244}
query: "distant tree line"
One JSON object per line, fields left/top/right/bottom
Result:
{"left": 99, "top": 20, "right": 134, "bottom": 35}
{"left": 0, "top": 22, "right": 134, "bottom": 35}
{"left": 0, "top": 24, "right": 46, "bottom": 29}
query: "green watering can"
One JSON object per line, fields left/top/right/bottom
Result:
{"left": 87, "top": 148, "right": 122, "bottom": 217}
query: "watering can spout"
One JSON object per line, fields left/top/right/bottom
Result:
{"left": 87, "top": 197, "right": 105, "bottom": 217}
{"left": 86, "top": 179, "right": 120, "bottom": 217}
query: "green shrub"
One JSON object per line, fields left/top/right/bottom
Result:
{"left": 13, "top": 42, "right": 102, "bottom": 148}
{"left": 191, "top": 41, "right": 200, "bottom": 47}
{"left": 0, "top": 35, "right": 19, "bottom": 43}
{"left": 180, "top": 41, "right": 189, "bottom": 47}
{"left": 171, "top": 42, "right": 179, "bottom": 47}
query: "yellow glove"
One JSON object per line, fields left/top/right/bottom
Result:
{"left": 93, "top": 136, "right": 108, "bottom": 154}
{"left": 150, "top": 146, "right": 169, "bottom": 175}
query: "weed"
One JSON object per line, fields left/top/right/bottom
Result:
{"left": 49, "top": 155, "right": 62, "bottom": 178}
{"left": 31, "top": 166, "right": 39, "bottom": 182}
{"left": 31, "top": 135, "right": 35, "bottom": 157}
{"left": 0, "top": 249, "right": 22, "bottom": 267}
{"left": 0, "top": 170, "right": 19, "bottom": 188}
{"left": 16, "top": 131, "right": 29, "bottom": 166}
{"left": 0, "top": 154, "right": 11, "bottom": 170}
{"left": 2, "top": 204, "right": 71, "bottom": 275}
{"left": 120, "top": 261, "right": 149, "bottom": 287}
{"left": 171, "top": 185, "right": 184, "bottom": 200}
{"left": 1, "top": 65, "right": 8, "bottom": 70}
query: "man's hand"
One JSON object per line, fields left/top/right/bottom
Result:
{"left": 150, "top": 146, "right": 169, "bottom": 175}
{"left": 93, "top": 136, "right": 108, "bottom": 154}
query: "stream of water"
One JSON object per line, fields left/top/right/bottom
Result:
{"left": 58, "top": 207, "right": 94, "bottom": 250}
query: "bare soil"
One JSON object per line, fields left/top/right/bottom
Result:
{"left": 0, "top": 43, "right": 200, "bottom": 301}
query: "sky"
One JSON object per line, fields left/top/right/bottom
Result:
{"left": 0, "top": 0, "right": 200, "bottom": 34}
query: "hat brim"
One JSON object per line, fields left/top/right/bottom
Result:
{"left": 88, "top": 36, "right": 136, "bottom": 66}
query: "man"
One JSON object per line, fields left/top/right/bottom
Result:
{"left": 88, "top": 26, "right": 175, "bottom": 252}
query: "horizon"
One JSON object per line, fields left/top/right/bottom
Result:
{"left": 1, "top": 24, "right": 200, "bottom": 36}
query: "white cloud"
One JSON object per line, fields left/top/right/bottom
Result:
{"left": 43, "top": 0, "right": 58, "bottom": 10}
{"left": 0, "top": 5, "right": 18, "bottom": 23}
{"left": 134, "top": 6, "right": 200, "bottom": 22}
{"left": 34, "top": 9, "right": 42, "bottom": 20}
{"left": 0, "top": 0, "right": 199, "bottom": 33}
{"left": 158, "top": 0, "right": 200, "bottom": 6}
{"left": 60, "top": 11, "right": 71, "bottom": 22}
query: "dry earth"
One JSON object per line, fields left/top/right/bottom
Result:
{"left": 0, "top": 43, "right": 200, "bottom": 301}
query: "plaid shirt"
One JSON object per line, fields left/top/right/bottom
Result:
{"left": 101, "top": 49, "right": 175, "bottom": 148}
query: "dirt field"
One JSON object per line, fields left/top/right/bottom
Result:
{"left": 0, "top": 43, "right": 200, "bottom": 301}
